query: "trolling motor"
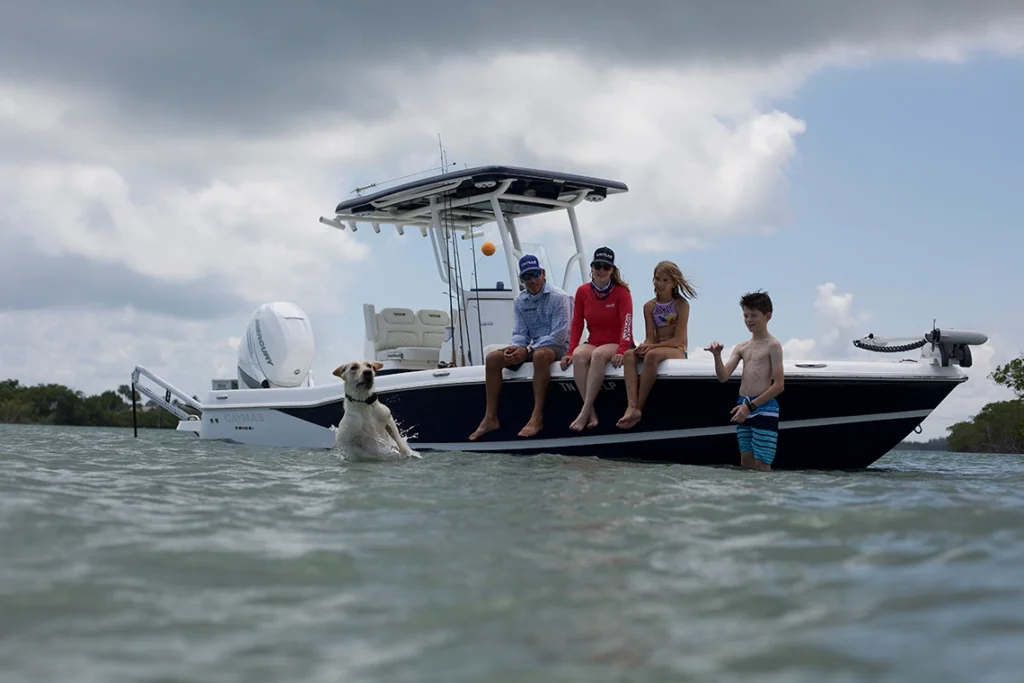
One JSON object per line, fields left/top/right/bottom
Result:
{"left": 853, "top": 327, "right": 988, "bottom": 367}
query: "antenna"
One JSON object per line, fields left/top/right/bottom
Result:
{"left": 437, "top": 133, "right": 455, "bottom": 173}
{"left": 349, "top": 143, "right": 456, "bottom": 196}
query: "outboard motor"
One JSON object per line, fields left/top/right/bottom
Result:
{"left": 237, "top": 302, "right": 315, "bottom": 388}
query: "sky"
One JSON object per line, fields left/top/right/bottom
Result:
{"left": 1, "top": 1, "right": 1022, "bottom": 440}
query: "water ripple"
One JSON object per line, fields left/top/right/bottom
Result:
{"left": 2, "top": 424, "right": 1023, "bottom": 682}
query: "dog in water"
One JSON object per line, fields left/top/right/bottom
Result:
{"left": 331, "top": 360, "right": 420, "bottom": 460}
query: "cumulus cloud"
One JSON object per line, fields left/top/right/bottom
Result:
{"left": 782, "top": 338, "right": 817, "bottom": 359}
{"left": 2, "top": 2, "right": 1023, "bottom": 131}
{"left": 777, "top": 282, "right": 872, "bottom": 360}
{"left": 0, "top": 161, "right": 369, "bottom": 312}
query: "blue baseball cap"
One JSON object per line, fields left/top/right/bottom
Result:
{"left": 518, "top": 254, "right": 541, "bottom": 276}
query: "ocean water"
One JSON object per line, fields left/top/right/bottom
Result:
{"left": 1, "top": 424, "right": 1023, "bottom": 683}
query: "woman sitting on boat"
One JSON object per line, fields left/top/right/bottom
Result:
{"left": 616, "top": 260, "right": 696, "bottom": 429}
{"left": 560, "top": 246, "right": 634, "bottom": 431}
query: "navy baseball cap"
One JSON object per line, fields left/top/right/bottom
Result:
{"left": 518, "top": 254, "right": 541, "bottom": 276}
{"left": 592, "top": 246, "right": 615, "bottom": 266}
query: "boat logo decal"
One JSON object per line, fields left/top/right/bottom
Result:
{"left": 224, "top": 412, "right": 265, "bottom": 423}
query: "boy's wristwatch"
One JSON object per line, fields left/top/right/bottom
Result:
{"left": 744, "top": 397, "right": 757, "bottom": 411}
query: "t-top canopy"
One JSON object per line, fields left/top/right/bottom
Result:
{"left": 332, "top": 165, "right": 629, "bottom": 230}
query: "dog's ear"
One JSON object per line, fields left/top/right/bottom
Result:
{"left": 370, "top": 361, "right": 383, "bottom": 371}
{"left": 332, "top": 363, "right": 348, "bottom": 378}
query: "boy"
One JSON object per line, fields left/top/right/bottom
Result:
{"left": 705, "top": 291, "right": 785, "bottom": 471}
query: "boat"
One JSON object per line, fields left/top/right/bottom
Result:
{"left": 130, "top": 164, "right": 988, "bottom": 469}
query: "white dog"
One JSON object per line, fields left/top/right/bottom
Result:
{"left": 331, "top": 360, "right": 420, "bottom": 460}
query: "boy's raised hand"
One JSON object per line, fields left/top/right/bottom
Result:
{"left": 704, "top": 341, "right": 724, "bottom": 355}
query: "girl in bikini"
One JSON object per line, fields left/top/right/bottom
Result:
{"left": 616, "top": 260, "right": 697, "bottom": 429}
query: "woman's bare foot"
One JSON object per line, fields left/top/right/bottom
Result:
{"left": 616, "top": 407, "right": 642, "bottom": 429}
{"left": 586, "top": 414, "right": 599, "bottom": 429}
{"left": 518, "top": 415, "right": 543, "bottom": 437}
{"left": 469, "top": 416, "right": 499, "bottom": 440}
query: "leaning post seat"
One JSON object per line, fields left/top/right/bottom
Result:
{"left": 362, "top": 304, "right": 451, "bottom": 364}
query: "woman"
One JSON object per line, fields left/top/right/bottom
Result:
{"left": 560, "top": 246, "right": 633, "bottom": 431}
{"left": 616, "top": 260, "right": 696, "bottom": 429}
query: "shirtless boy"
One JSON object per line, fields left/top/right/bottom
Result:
{"left": 705, "top": 291, "right": 785, "bottom": 471}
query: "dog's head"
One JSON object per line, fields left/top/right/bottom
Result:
{"left": 332, "top": 360, "right": 383, "bottom": 399}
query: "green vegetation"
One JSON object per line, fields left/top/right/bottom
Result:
{"left": 0, "top": 379, "right": 196, "bottom": 430}
{"left": 947, "top": 355, "right": 1024, "bottom": 453}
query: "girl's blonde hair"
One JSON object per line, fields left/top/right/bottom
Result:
{"left": 653, "top": 260, "right": 697, "bottom": 300}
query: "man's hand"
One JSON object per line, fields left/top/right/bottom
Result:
{"left": 504, "top": 345, "right": 527, "bottom": 364}
{"left": 705, "top": 341, "right": 724, "bottom": 356}
{"left": 730, "top": 402, "right": 750, "bottom": 423}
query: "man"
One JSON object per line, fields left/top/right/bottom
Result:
{"left": 469, "top": 254, "right": 573, "bottom": 440}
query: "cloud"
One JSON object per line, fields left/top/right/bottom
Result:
{"left": 812, "top": 282, "right": 873, "bottom": 352}
{"left": 2, "top": 2, "right": 1023, "bottom": 131}
{"left": 0, "top": 233, "right": 247, "bottom": 318}
{"left": 0, "top": 161, "right": 370, "bottom": 312}
{"left": 778, "top": 282, "right": 872, "bottom": 360}
{"left": 782, "top": 338, "right": 817, "bottom": 359}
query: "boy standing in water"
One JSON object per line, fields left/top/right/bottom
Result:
{"left": 705, "top": 291, "right": 785, "bottom": 471}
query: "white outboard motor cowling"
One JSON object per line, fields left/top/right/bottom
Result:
{"left": 237, "top": 302, "right": 315, "bottom": 388}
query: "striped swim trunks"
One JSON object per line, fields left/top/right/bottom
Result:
{"left": 735, "top": 396, "right": 779, "bottom": 465}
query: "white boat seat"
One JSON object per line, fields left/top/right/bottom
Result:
{"left": 376, "top": 347, "right": 443, "bottom": 363}
{"left": 364, "top": 304, "right": 452, "bottom": 363}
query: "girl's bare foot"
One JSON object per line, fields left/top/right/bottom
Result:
{"left": 616, "top": 407, "right": 642, "bottom": 429}
{"left": 569, "top": 410, "right": 591, "bottom": 432}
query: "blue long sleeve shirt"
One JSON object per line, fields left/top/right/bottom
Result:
{"left": 510, "top": 281, "right": 574, "bottom": 351}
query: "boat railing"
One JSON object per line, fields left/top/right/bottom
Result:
{"left": 130, "top": 365, "right": 204, "bottom": 424}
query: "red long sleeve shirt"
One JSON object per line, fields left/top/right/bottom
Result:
{"left": 567, "top": 283, "right": 634, "bottom": 355}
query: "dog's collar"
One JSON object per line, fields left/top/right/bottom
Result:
{"left": 345, "top": 393, "right": 378, "bottom": 405}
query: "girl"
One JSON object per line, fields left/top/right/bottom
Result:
{"left": 616, "top": 260, "right": 696, "bottom": 429}
{"left": 560, "top": 246, "right": 633, "bottom": 431}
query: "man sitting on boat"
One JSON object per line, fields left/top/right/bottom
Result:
{"left": 469, "top": 254, "right": 574, "bottom": 440}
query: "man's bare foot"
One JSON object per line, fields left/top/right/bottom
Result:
{"left": 469, "top": 416, "right": 499, "bottom": 441}
{"left": 518, "top": 415, "right": 543, "bottom": 437}
{"left": 569, "top": 410, "right": 591, "bottom": 432}
{"left": 616, "top": 407, "right": 642, "bottom": 429}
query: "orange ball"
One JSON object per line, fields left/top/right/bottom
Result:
{"left": 481, "top": 241, "right": 496, "bottom": 256}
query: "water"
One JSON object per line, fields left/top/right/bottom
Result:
{"left": 1, "top": 424, "right": 1023, "bottom": 683}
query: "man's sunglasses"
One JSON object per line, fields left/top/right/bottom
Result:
{"left": 592, "top": 262, "right": 612, "bottom": 271}
{"left": 521, "top": 270, "right": 542, "bottom": 281}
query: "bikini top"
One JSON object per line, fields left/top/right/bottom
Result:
{"left": 652, "top": 299, "right": 678, "bottom": 328}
